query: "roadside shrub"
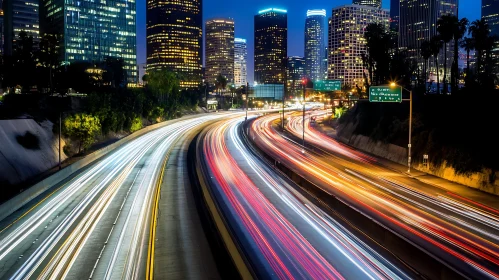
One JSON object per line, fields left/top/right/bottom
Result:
{"left": 130, "top": 117, "right": 142, "bottom": 133}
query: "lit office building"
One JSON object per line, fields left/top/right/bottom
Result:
{"left": 328, "top": 5, "right": 389, "bottom": 87}
{"left": 147, "top": 0, "right": 202, "bottom": 88}
{"left": 205, "top": 18, "right": 235, "bottom": 85}
{"left": 40, "top": 0, "right": 137, "bottom": 84}
{"left": 352, "top": 0, "right": 382, "bottom": 8}
{"left": 254, "top": 8, "right": 288, "bottom": 84}
{"left": 4, "top": 0, "right": 39, "bottom": 55}
{"left": 305, "top": 9, "right": 326, "bottom": 81}
{"left": 234, "top": 38, "right": 247, "bottom": 87}
{"left": 287, "top": 56, "right": 305, "bottom": 96}
{"left": 482, "top": 0, "right": 499, "bottom": 36}
{"left": 399, "top": 0, "right": 458, "bottom": 78}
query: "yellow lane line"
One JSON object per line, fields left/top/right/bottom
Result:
{"left": 146, "top": 154, "right": 167, "bottom": 280}
{"left": 196, "top": 164, "right": 253, "bottom": 280}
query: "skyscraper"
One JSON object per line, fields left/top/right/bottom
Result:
{"left": 254, "top": 8, "right": 288, "bottom": 84}
{"left": 287, "top": 56, "right": 305, "bottom": 96}
{"left": 390, "top": 0, "right": 400, "bottom": 32}
{"left": 352, "top": 0, "right": 382, "bottom": 8}
{"left": 205, "top": 18, "right": 235, "bottom": 85}
{"left": 234, "top": 38, "right": 247, "bottom": 87}
{"left": 40, "top": 0, "right": 137, "bottom": 84}
{"left": 328, "top": 5, "right": 389, "bottom": 86}
{"left": 147, "top": 0, "right": 202, "bottom": 88}
{"left": 305, "top": 9, "right": 326, "bottom": 82}
{"left": 483, "top": 0, "right": 499, "bottom": 37}
{"left": 3, "top": 0, "right": 39, "bottom": 55}
{"left": 399, "top": 0, "right": 458, "bottom": 72}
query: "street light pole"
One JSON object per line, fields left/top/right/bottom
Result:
{"left": 408, "top": 89, "right": 413, "bottom": 173}
{"left": 302, "top": 82, "right": 306, "bottom": 151}
{"left": 282, "top": 84, "right": 285, "bottom": 130}
{"left": 245, "top": 82, "right": 249, "bottom": 122}
{"left": 391, "top": 83, "right": 413, "bottom": 173}
{"left": 59, "top": 111, "right": 62, "bottom": 170}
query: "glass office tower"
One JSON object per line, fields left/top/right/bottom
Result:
{"left": 4, "top": 0, "right": 39, "bottom": 55}
{"left": 205, "top": 18, "right": 234, "bottom": 85}
{"left": 147, "top": 0, "right": 202, "bottom": 88}
{"left": 305, "top": 9, "right": 326, "bottom": 82}
{"left": 254, "top": 8, "right": 288, "bottom": 84}
{"left": 40, "top": 0, "right": 137, "bottom": 84}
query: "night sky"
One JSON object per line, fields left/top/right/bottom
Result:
{"left": 136, "top": 0, "right": 481, "bottom": 83}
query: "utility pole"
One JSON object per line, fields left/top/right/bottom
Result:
{"left": 408, "top": 90, "right": 413, "bottom": 173}
{"left": 59, "top": 111, "right": 62, "bottom": 170}
{"left": 302, "top": 81, "right": 306, "bottom": 152}
{"left": 245, "top": 82, "right": 249, "bottom": 122}
{"left": 282, "top": 83, "right": 285, "bottom": 130}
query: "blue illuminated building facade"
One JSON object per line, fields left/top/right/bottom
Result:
{"left": 40, "top": 0, "right": 137, "bottom": 84}
{"left": 304, "top": 9, "right": 326, "bottom": 81}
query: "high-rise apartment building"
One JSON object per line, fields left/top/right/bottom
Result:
{"left": 483, "top": 0, "right": 499, "bottom": 37}
{"left": 399, "top": 0, "right": 458, "bottom": 75}
{"left": 328, "top": 5, "right": 389, "bottom": 87}
{"left": 40, "top": 0, "right": 137, "bottom": 84}
{"left": 234, "top": 38, "right": 247, "bottom": 87}
{"left": 205, "top": 18, "right": 235, "bottom": 85}
{"left": 305, "top": 9, "right": 326, "bottom": 81}
{"left": 352, "top": 0, "right": 382, "bottom": 8}
{"left": 3, "top": 0, "right": 39, "bottom": 55}
{"left": 390, "top": 0, "right": 400, "bottom": 32}
{"left": 287, "top": 56, "right": 305, "bottom": 96}
{"left": 254, "top": 8, "right": 288, "bottom": 84}
{"left": 147, "top": 0, "right": 202, "bottom": 88}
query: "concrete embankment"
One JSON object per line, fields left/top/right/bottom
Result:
{"left": 0, "top": 114, "right": 207, "bottom": 222}
{"left": 336, "top": 122, "right": 499, "bottom": 195}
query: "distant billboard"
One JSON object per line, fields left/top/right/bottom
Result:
{"left": 251, "top": 84, "right": 284, "bottom": 100}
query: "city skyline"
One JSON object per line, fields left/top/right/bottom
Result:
{"left": 136, "top": 0, "right": 479, "bottom": 83}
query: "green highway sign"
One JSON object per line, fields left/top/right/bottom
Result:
{"left": 313, "top": 80, "right": 341, "bottom": 91}
{"left": 369, "top": 86, "right": 402, "bottom": 102}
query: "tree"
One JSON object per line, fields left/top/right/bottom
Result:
{"left": 63, "top": 113, "right": 101, "bottom": 153}
{"left": 38, "top": 34, "right": 62, "bottom": 93}
{"left": 146, "top": 69, "right": 181, "bottom": 117}
{"left": 430, "top": 36, "right": 443, "bottom": 94}
{"left": 437, "top": 14, "right": 458, "bottom": 94}
{"left": 452, "top": 18, "right": 469, "bottom": 92}
{"left": 460, "top": 37, "right": 475, "bottom": 85}
{"left": 420, "top": 40, "right": 432, "bottom": 85}
{"left": 215, "top": 74, "right": 228, "bottom": 94}
{"left": 363, "top": 23, "right": 394, "bottom": 86}
{"left": 101, "top": 57, "right": 127, "bottom": 89}
{"left": 469, "top": 19, "right": 490, "bottom": 76}
{"left": 6, "top": 31, "right": 36, "bottom": 92}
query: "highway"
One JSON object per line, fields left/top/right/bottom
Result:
{"left": 0, "top": 114, "right": 228, "bottom": 279}
{"left": 250, "top": 112, "right": 499, "bottom": 279}
{"left": 198, "top": 116, "right": 416, "bottom": 279}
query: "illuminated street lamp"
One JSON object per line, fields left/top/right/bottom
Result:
{"left": 391, "top": 82, "right": 413, "bottom": 173}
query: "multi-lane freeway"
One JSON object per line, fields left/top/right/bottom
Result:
{"left": 249, "top": 111, "right": 499, "bottom": 279}
{"left": 2, "top": 108, "right": 499, "bottom": 280}
{"left": 197, "top": 116, "right": 417, "bottom": 279}
{"left": 0, "top": 114, "right": 228, "bottom": 279}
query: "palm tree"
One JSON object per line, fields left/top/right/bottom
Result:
{"left": 437, "top": 14, "right": 458, "bottom": 94}
{"left": 215, "top": 74, "right": 228, "bottom": 109}
{"left": 460, "top": 37, "right": 475, "bottom": 82}
{"left": 420, "top": 40, "right": 432, "bottom": 85}
{"left": 430, "top": 36, "right": 443, "bottom": 94}
{"left": 452, "top": 18, "right": 469, "bottom": 92}
{"left": 469, "top": 19, "right": 490, "bottom": 75}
